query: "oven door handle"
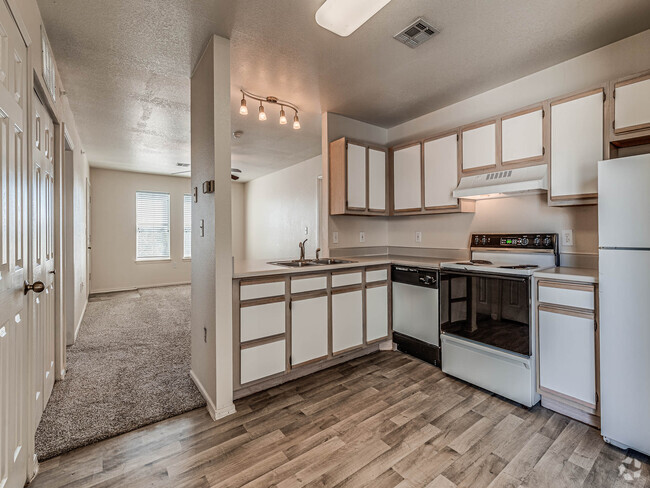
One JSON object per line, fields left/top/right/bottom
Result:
{"left": 440, "top": 270, "right": 529, "bottom": 283}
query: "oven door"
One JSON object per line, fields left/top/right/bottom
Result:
{"left": 440, "top": 270, "right": 531, "bottom": 356}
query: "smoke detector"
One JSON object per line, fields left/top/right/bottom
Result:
{"left": 394, "top": 18, "right": 438, "bottom": 48}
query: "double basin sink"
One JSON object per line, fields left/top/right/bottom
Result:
{"left": 268, "top": 258, "right": 356, "bottom": 268}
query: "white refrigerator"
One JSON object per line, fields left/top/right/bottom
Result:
{"left": 598, "top": 154, "right": 650, "bottom": 455}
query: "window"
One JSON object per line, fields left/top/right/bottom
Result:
{"left": 183, "top": 194, "right": 191, "bottom": 258}
{"left": 136, "top": 191, "right": 170, "bottom": 260}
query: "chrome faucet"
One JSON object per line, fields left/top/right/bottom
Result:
{"left": 315, "top": 248, "right": 321, "bottom": 260}
{"left": 299, "top": 238, "right": 308, "bottom": 261}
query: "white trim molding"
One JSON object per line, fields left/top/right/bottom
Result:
{"left": 190, "top": 369, "right": 236, "bottom": 421}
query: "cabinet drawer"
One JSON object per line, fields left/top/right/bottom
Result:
{"left": 332, "top": 271, "right": 362, "bottom": 288}
{"left": 538, "top": 281, "right": 594, "bottom": 310}
{"left": 240, "top": 280, "right": 285, "bottom": 300}
{"left": 366, "top": 269, "right": 388, "bottom": 283}
{"left": 240, "top": 339, "right": 286, "bottom": 384}
{"left": 291, "top": 275, "right": 327, "bottom": 294}
{"left": 240, "top": 301, "right": 285, "bottom": 342}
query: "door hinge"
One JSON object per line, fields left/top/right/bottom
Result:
{"left": 596, "top": 392, "right": 599, "bottom": 404}
{"left": 542, "top": 146, "right": 546, "bottom": 156}
{"left": 542, "top": 109, "right": 545, "bottom": 118}
{"left": 289, "top": 301, "right": 292, "bottom": 310}
{"left": 613, "top": 120, "right": 616, "bottom": 130}
{"left": 456, "top": 133, "right": 459, "bottom": 141}
{"left": 603, "top": 92, "right": 606, "bottom": 102}
{"left": 612, "top": 89, "right": 615, "bottom": 100}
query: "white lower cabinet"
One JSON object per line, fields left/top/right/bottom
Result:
{"left": 538, "top": 307, "right": 596, "bottom": 406}
{"left": 366, "top": 285, "right": 388, "bottom": 342}
{"left": 240, "top": 340, "right": 286, "bottom": 384}
{"left": 291, "top": 296, "right": 328, "bottom": 365}
{"left": 332, "top": 290, "right": 363, "bottom": 353}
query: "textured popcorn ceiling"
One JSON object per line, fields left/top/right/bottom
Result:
{"left": 38, "top": 0, "right": 650, "bottom": 181}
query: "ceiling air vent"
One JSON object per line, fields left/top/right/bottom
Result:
{"left": 394, "top": 18, "right": 438, "bottom": 48}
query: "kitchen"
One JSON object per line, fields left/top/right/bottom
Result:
{"left": 214, "top": 20, "right": 650, "bottom": 469}
{"left": 15, "top": 0, "right": 650, "bottom": 486}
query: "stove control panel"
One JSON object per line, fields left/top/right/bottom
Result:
{"left": 471, "top": 233, "right": 557, "bottom": 250}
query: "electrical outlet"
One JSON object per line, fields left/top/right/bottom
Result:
{"left": 562, "top": 229, "right": 574, "bottom": 246}
{"left": 304, "top": 226, "right": 309, "bottom": 235}
{"left": 332, "top": 231, "right": 339, "bottom": 244}
{"left": 415, "top": 231, "right": 422, "bottom": 243}
{"left": 359, "top": 231, "right": 366, "bottom": 243}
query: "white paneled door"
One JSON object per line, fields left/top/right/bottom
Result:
{"left": 32, "top": 92, "right": 56, "bottom": 427}
{"left": 0, "top": 3, "right": 28, "bottom": 487}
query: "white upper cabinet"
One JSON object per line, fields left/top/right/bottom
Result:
{"left": 461, "top": 121, "right": 496, "bottom": 172}
{"left": 550, "top": 89, "right": 604, "bottom": 200}
{"left": 501, "top": 108, "right": 544, "bottom": 164}
{"left": 614, "top": 74, "right": 650, "bottom": 134}
{"left": 368, "top": 148, "right": 386, "bottom": 211}
{"left": 393, "top": 144, "right": 422, "bottom": 211}
{"left": 346, "top": 142, "right": 366, "bottom": 209}
{"left": 423, "top": 134, "right": 458, "bottom": 209}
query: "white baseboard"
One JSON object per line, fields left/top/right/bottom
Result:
{"left": 73, "top": 299, "right": 88, "bottom": 342}
{"left": 190, "top": 369, "right": 236, "bottom": 421}
{"left": 90, "top": 281, "right": 191, "bottom": 295}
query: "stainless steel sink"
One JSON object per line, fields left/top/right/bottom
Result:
{"left": 312, "top": 258, "right": 356, "bottom": 265}
{"left": 269, "top": 258, "right": 356, "bottom": 268}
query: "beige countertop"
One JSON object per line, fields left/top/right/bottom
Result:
{"left": 233, "top": 254, "right": 451, "bottom": 279}
{"left": 533, "top": 267, "right": 598, "bottom": 284}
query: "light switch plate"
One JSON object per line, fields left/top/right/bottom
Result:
{"left": 359, "top": 231, "right": 366, "bottom": 243}
{"left": 562, "top": 229, "right": 574, "bottom": 246}
{"left": 415, "top": 231, "right": 422, "bottom": 243}
{"left": 332, "top": 231, "right": 339, "bottom": 244}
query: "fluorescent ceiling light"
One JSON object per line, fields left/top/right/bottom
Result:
{"left": 315, "top": 0, "right": 393, "bottom": 37}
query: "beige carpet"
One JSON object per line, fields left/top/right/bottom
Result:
{"left": 35, "top": 284, "right": 205, "bottom": 460}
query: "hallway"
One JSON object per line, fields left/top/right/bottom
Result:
{"left": 35, "top": 285, "right": 203, "bottom": 460}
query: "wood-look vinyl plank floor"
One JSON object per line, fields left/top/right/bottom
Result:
{"left": 30, "top": 351, "right": 649, "bottom": 488}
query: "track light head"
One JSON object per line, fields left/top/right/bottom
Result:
{"left": 293, "top": 113, "right": 301, "bottom": 130}
{"left": 258, "top": 101, "right": 267, "bottom": 121}
{"left": 239, "top": 96, "right": 248, "bottom": 115}
{"left": 279, "top": 106, "right": 287, "bottom": 125}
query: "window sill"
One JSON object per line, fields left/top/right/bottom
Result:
{"left": 182, "top": 257, "right": 191, "bottom": 261}
{"left": 135, "top": 258, "right": 172, "bottom": 264}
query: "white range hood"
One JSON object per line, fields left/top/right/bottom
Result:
{"left": 453, "top": 165, "right": 548, "bottom": 200}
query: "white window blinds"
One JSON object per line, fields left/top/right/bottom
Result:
{"left": 136, "top": 191, "right": 170, "bottom": 260}
{"left": 183, "top": 194, "right": 191, "bottom": 258}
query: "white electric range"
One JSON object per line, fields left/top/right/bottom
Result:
{"left": 439, "top": 233, "right": 558, "bottom": 407}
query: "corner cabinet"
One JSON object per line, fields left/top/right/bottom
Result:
{"left": 609, "top": 70, "right": 650, "bottom": 151}
{"left": 536, "top": 279, "right": 599, "bottom": 427}
{"left": 549, "top": 88, "right": 605, "bottom": 204}
{"left": 329, "top": 137, "right": 388, "bottom": 216}
{"left": 233, "top": 265, "right": 392, "bottom": 398}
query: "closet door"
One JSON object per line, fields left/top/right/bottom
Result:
{"left": 423, "top": 133, "right": 458, "bottom": 209}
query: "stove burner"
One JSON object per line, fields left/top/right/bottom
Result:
{"left": 458, "top": 260, "right": 493, "bottom": 266}
{"left": 498, "top": 264, "right": 539, "bottom": 269}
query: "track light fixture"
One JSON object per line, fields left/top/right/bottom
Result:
{"left": 239, "top": 89, "right": 301, "bottom": 129}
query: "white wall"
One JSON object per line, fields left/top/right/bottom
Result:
{"left": 244, "top": 155, "right": 321, "bottom": 261}
{"left": 89, "top": 168, "right": 192, "bottom": 293}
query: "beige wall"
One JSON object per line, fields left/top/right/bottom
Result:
{"left": 323, "top": 30, "right": 650, "bottom": 259}
{"left": 231, "top": 182, "right": 245, "bottom": 260}
{"left": 244, "top": 155, "right": 322, "bottom": 261}
{"left": 89, "top": 168, "right": 192, "bottom": 293}
{"left": 89, "top": 169, "right": 245, "bottom": 293}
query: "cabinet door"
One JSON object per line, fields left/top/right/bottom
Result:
{"left": 424, "top": 134, "right": 458, "bottom": 209}
{"left": 366, "top": 285, "right": 388, "bottom": 342}
{"left": 550, "top": 89, "right": 603, "bottom": 200}
{"left": 461, "top": 122, "right": 496, "bottom": 172}
{"left": 291, "top": 296, "right": 328, "bottom": 365}
{"left": 614, "top": 75, "right": 650, "bottom": 134}
{"left": 240, "top": 339, "right": 286, "bottom": 384}
{"left": 393, "top": 144, "right": 422, "bottom": 211}
{"left": 538, "top": 307, "right": 596, "bottom": 406}
{"left": 346, "top": 142, "right": 366, "bottom": 210}
{"left": 501, "top": 108, "right": 544, "bottom": 164}
{"left": 332, "top": 290, "right": 363, "bottom": 353}
{"left": 368, "top": 148, "right": 386, "bottom": 212}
